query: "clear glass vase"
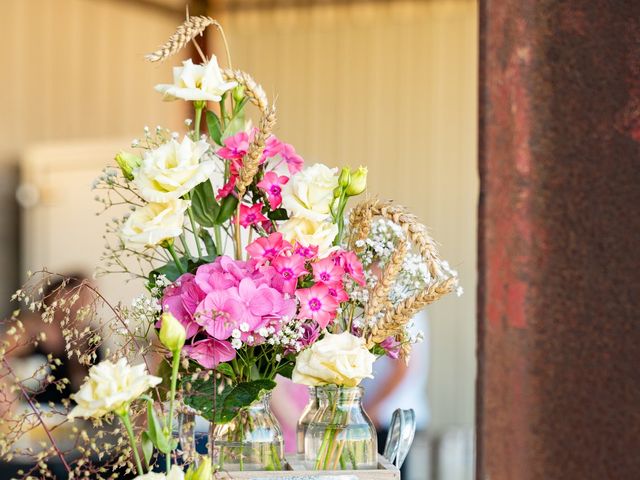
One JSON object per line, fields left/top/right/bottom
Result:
{"left": 304, "top": 385, "right": 377, "bottom": 470}
{"left": 296, "top": 386, "right": 319, "bottom": 454}
{"left": 177, "top": 393, "right": 284, "bottom": 471}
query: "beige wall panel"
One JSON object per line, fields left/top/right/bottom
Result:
{"left": 215, "top": 0, "right": 478, "bottom": 432}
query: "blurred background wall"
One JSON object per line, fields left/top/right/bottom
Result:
{"left": 0, "top": 0, "right": 477, "bottom": 477}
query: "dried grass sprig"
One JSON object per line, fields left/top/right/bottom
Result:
{"left": 145, "top": 16, "right": 215, "bottom": 62}
{"left": 364, "top": 239, "right": 407, "bottom": 320}
{"left": 352, "top": 200, "right": 458, "bottom": 350}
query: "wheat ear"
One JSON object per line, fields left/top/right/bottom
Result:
{"left": 221, "top": 69, "right": 275, "bottom": 197}
{"left": 353, "top": 200, "right": 458, "bottom": 349}
{"left": 145, "top": 16, "right": 215, "bottom": 62}
{"left": 364, "top": 240, "right": 407, "bottom": 320}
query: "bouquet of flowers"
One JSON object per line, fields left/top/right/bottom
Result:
{"left": 0, "top": 15, "right": 459, "bottom": 478}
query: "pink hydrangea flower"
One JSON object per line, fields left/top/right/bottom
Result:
{"left": 246, "top": 232, "right": 292, "bottom": 263}
{"left": 272, "top": 254, "right": 308, "bottom": 294}
{"left": 327, "top": 283, "right": 349, "bottom": 303}
{"left": 184, "top": 338, "right": 236, "bottom": 369}
{"left": 238, "top": 203, "right": 268, "bottom": 228}
{"left": 332, "top": 250, "right": 366, "bottom": 286}
{"left": 160, "top": 273, "right": 203, "bottom": 338}
{"left": 195, "top": 288, "right": 247, "bottom": 339}
{"left": 296, "top": 283, "right": 339, "bottom": 329}
{"left": 196, "top": 256, "right": 266, "bottom": 292}
{"left": 312, "top": 257, "right": 345, "bottom": 285}
{"left": 257, "top": 171, "right": 289, "bottom": 208}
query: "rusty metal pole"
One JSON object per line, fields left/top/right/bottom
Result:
{"left": 477, "top": 1, "right": 640, "bottom": 479}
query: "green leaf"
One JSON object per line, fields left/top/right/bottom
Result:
{"left": 141, "top": 431, "right": 154, "bottom": 466}
{"left": 215, "top": 195, "right": 238, "bottom": 224}
{"left": 145, "top": 400, "right": 173, "bottom": 454}
{"left": 191, "top": 180, "right": 220, "bottom": 228}
{"left": 215, "top": 362, "right": 235, "bottom": 378}
{"left": 199, "top": 229, "right": 217, "bottom": 258}
{"left": 182, "top": 378, "right": 277, "bottom": 424}
{"left": 233, "top": 95, "right": 249, "bottom": 116}
{"left": 206, "top": 111, "right": 223, "bottom": 145}
{"left": 267, "top": 208, "right": 289, "bottom": 221}
{"left": 149, "top": 258, "right": 188, "bottom": 285}
{"left": 276, "top": 360, "right": 295, "bottom": 379}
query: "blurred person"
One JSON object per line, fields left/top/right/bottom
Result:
{"left": 362, "top": 311, "right": 429, "bottom": 479}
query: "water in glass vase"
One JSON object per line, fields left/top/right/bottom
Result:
{"left": 211, "top": 392, "right": 284, "bottom": 471}
{"left": 304, "top": 385, "right": 377, "bottom": 470}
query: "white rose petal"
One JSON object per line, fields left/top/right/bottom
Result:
{"left": 134, "top": 136, "right": 214, "bottom": 203}
{"left": 155, "top": 57, "right": 237, "bottom": 102}
{"left": 68, "top": 358, "right": 161, "bottom": 420}
{"left": 292, "top": 332, "right": 376, "bottom": 387}
{"left": 121, "top": 199, "right": 188, "bottom": 247}
{"left": 282, "top": 163, "right": 339, "bottom": 222}
{"left": 279, "top": 217, "right": 338, "bottom": 258}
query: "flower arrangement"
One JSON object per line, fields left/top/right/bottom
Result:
{"left": 0, "top": 14, "right": 459, "bottom": 478}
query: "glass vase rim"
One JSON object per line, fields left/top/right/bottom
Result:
{"left": 315, "top": 384, "right": 364, "bottom": 394}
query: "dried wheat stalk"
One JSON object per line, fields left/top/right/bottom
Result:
{"left": 145, "top": 16, "right": 215, "bottom": 62}
{"left": 222, "top": 69, "right": 276, "bottom": 197}
{"left": 351, "top": 199, "right": 457, "bottom": 349}
{"left": 364, "top": 239, "right": 407, "bottom": 320}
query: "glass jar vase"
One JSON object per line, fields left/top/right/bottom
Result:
{"left": 304, "top": 385, "right": 377, "bottom": 470}
{"left": 177, "top": 393, "right": 284, "bottom": 472}
{"left": 211, "top": 392, "right": 284, "bottom": 471}
{"left": 296, "top": 386, "right": 319, "bottom": 454}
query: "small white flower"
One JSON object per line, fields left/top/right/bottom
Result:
{"left": 231, "top": 328, "right": 241, "bottom": 339}
{"left": 231, "top": 338, "right": 242, "bottom": 349}
{"left": 239, "top": 322, "right": 250, "bottom": 333}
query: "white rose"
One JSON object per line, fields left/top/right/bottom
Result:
{"left": 279, "top": 216, "right": 338, "bottom": 257}
{"left": 155, "top": 57, "right": 237, "bottom": 102}
{"left": 282, "top": 163, "right": 339, "bottom": 221}
{"left": 292, "top": 332, "right": 376, "bottom": 387}
{"left": 68, "top": 358, "right": 161, "bottom": 419}
{"left": 121, "top": 199, "right": 188, "bottom": 247}
{"left": 134, "top": 136, "right": 214, "bottom": 203}
{"left": 133, "top": 466, "right": 184, "bottom": 480}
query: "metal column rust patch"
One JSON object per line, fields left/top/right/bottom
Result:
{"left": 477, "top": 0, "right": 640, "bottom": 479}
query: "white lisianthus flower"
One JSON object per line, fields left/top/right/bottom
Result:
{"left": 279, "top": 216, "right": 338, "bottom": 257}
{"left": 133, "top": 466, "right": 184, "bottom": 480}
{"left": 155, "top": 57, "right": 237, "bottom": 102}
{"left": 282, "top": 163, "right": 339, "bottom": 221}
{"left": 68, "top": 358, "right": 161, "bottom": 419}
{"left": 134, "top": 136, "right": 214, "bottom": 203}
{"left": 292, "top": 332, "right": 376, "bottom": 387}
{"left": 121, "top": 199, "right": 188, "bottom": 247}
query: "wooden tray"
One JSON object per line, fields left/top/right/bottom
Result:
{"left": 214, "top": 454, "right": 400, "bottom": 479}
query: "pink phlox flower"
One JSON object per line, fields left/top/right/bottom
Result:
{"left": 217, "top": 174, "right": 237, "bottom": 200}
{"left": 195, "top": 288, "right": 247, "bottom": 340}
{"left": 246, "top": 232, "right": 292, "bottom": 263}
{"left": 295, "top": 283, "right": 339, "bottom": 329}
{"left": 272, "top": 254, "right": 308, "bottom": 294}
{"left": 312, "top": 257, "right": 345, "bottom": 285}
{"left": 238, "top": 203, "right": 268, "bottom": 228}
{"left": 257, "top": 171, "right": 289, "bottom": 208}
{"left": 332, "top": 250, "right": 366, "bottom": 286}
{"left": 184, "top": 338, "right": 236, "bottom": 369}
{"left": 280, "top": 143, "right": 304, "bottom": 174}
{"left": 380, "top": 336, "right": 401, "bottom": 360}
{"left": 262, "top": 135, "right": 284, "bottom": 160}
{"left": 327, "top": 283, "right": 349, "bottom": 303}
{"left": 294, "top": 243, "right": 319, "bottom": 259}
{"left": 217, "top": 130, "right": 252, "bottom": 160}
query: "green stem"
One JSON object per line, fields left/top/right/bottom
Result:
{"left": 193, "top": 104, "right": 204, "bottom": 140}
{"left": 118, "top": 409, "right": 144, "bottom": 476}
{"left": 165, "top": 243, "right": 186, "bottom": 275}
{"left": 187, "top": 205, "right": 203, "bottom": 257}
{"left": 179, "top": 233, "right": 193, "bottom": 258}
{"left": 164, "top": 349, "right": 181, "bottom": 473}
{"left": 219, "top": 97, "right": 228, "bottom": 125}
{"left": 333, "top": 191, "right": 348, "bottom": 246}
{"left": 214, "top": 224, "right": 223, "bottom": 256}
